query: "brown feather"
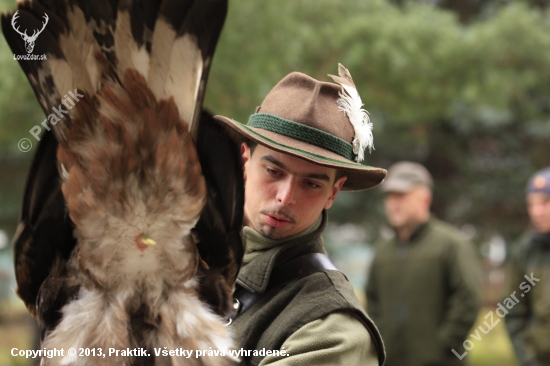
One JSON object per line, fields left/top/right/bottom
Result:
{"left": 5, "top": 1, "right": 237, "bottom": 364}
{"left": 327, "top": 63, "right": 357, "bottom": 89}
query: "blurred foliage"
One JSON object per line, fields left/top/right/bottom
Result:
{"left": 0, "top": 0, "right": 548, "bottom": 243}
{"left": 0, "top": 0, "right": 43, "bottom": 145}
{"left": 0, "top": 0, "right": 36, "bottom": 237}
{"left": 205, "top": 0, "right": 550, "bottom": 243}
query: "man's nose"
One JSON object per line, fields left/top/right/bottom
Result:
{"left": 276, "top": 178, "right": 297, "bottom": 206}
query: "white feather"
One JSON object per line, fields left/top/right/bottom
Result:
{"left": 329, "top": 64, "right": 375, "bottom": 163}
{"left": 163, "top": 33, "right": 203, "bottom": 132}
{"left": 336, "top": 84, "right": 374, "bottom": 163}
{"left": 114, "top": 12, "right": 150, "bottom": 79}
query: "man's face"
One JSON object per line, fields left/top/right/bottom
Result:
{"left": 384, "top": 186, "right": 430, "bottom": 229}
{"left": 527, "top": 192, "right": 550, "bottom": 233}
{"left": 241, "top": 143, "right": 347, "bottom": 239}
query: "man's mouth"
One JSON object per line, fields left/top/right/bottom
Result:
{"left": 263, "top": 213, "right": 293, "bottom": 229}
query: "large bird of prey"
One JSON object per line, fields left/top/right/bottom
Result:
{"left": 1, "top": 0, "right": 244, "bottom": 365}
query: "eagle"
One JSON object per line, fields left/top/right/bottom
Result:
{"left": 1, "top": 0, "right": 244, "bottom": 365}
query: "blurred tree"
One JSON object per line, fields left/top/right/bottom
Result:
{"left": 390, "top": 0, "right": 549, "bottom": 22}
{"left": 205, "top": 0, "right": 550, "bottom": 243}
{"left": 0, "top": 0, "right": 549, "bottom": 245}
{"left": 0, "top": 0, "right": 37, "bottom": 239}
{"left": 0, "top": 0, "right": 43, "bottom": 144}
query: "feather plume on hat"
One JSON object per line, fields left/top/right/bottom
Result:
{"left": 328, "top": 64, "right": 374, "bottom": 163}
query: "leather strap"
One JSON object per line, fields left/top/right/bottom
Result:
{"left": 231, "top": 253, "right": 339, "bottom": 319}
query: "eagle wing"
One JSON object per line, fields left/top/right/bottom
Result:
{"left": 2, "top": 0, "right": 243, "bottom": 361}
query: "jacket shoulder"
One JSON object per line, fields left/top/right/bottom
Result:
{"left": 279, "top": 270, "right": 385, "bottom": 364}
{"left": 427, "top": 218, "right": 470, "bottom": 245}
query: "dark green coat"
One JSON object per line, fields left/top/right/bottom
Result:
{"left": 366, "top": 217, "right": 482, "bottom": 366}
{"left": 231, "top": 212, "right": 385, "bottom": 366}
{"left": 505, "top": 231, "right": 550, "bottom": 365}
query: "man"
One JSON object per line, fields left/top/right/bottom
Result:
{"left": 365, "top": 161, "right": 482, "bottom": 366}
{"left": 505, "top": 167, "right": 550, "bottom": 366}
{"left": 214, "top": 65, "right": 387, "bottom": 365}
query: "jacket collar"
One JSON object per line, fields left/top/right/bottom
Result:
{"left": 531, "top": 231, "right": 550, "bottom": 249}
{"left": 237, "top": 211, "right": 327, "bottom": 293}
{"left": 392, "top": 216, "right": 431, "bottom": 244}
{"left": 409, "top": 218, "right": 430, "bottom": 242}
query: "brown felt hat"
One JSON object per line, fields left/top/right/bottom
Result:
{"left": 214, "top": 69, "right": 387, "bottom": 191}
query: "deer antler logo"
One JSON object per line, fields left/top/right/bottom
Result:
{"left": 11, "top": 11, "right": 49, "bottom": 54}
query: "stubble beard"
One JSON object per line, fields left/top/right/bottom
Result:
{"left": 256, "top": 206, "right": 297, "bottom": 239}
{"left": 257, "top": 225, "right": 276, "bottom": 239}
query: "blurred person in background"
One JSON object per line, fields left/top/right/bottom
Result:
{"left": 365, "top": 161, "right": 482, "bottom": 366}
{"left": 505, "top": 167, "right": 550, "bottom": 366}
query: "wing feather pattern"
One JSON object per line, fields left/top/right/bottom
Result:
{"left": 2, "top": 1, "right": 242, "bottom": 363}
{"left": 12, "top": 129, "right": 76, "bottom": 319}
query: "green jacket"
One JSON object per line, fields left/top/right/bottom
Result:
{"left": 366, "top": 217, "right": 482, "bottom": 366}
{"left": 505, "top": 231, "right": 550, "bottom": 365}
{"left": 231, "top": 212, "right": 385, "bottom": 366}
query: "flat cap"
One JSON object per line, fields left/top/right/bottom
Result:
{"left": 381, "top": 161, "right": 433, "bottom": 193}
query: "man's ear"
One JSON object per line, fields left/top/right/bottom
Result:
{"left": 241, "top": 142, "right": 251, "bottom": 181}
{"left": 419, "top": 186, "right": 433, "bottom": 211}
{"left": 425, "top": 190, "right": 433, "bottom": 210}
{"left": 324, "top": 175, "right": 347, "bottom": 210}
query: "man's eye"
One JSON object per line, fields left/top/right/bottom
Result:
{"left": 266, "top": 167, "right": 280, "bottom": 176}
{"left": 305, "top": 180, "right": 320, "bottom": 188}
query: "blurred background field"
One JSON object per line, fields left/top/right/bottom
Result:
{"left": 1, "top": 0, "right": 550, "bottom": 365}
{"left": 0, "top": 300, "right": 38, "bottom": 366}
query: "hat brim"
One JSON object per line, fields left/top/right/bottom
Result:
{"left": 214, "top": 115, "right": 387, "bottom": 191}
